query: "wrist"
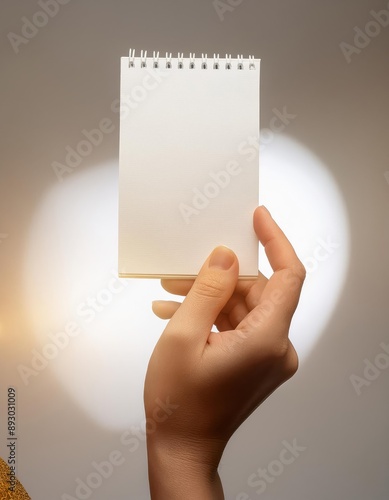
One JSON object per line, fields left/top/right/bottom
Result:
{"left": 146, "top": 435, "right": 225, "bottom": 500}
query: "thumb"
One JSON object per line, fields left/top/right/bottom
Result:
{"left": 165, "top": 246, "right": 239, "bottom": 344}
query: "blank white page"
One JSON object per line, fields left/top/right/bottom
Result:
{"left": 118, "top": 54, "right": 260, "bottom": 278}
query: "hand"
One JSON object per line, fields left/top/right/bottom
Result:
{"left": 144, "top": 206, "right": 306, "bottom": 499}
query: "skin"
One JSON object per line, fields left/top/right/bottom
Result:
{"left": 144, "top": 206, "right": 306, "bottom": 499}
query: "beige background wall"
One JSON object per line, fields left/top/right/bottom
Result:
{"left": 1, "top": 1, "right": 388, "bottom": 498}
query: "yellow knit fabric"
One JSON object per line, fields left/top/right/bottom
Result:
{"left": 0, "top": 458, "right": 30, "bottom": 500}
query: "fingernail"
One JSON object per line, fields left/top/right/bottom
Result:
{"left": 209, "top": 246, "right": 235, "bottom": 270}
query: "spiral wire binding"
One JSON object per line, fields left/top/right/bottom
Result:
{"left": 213, "top": 53, "right": 220, "bottom": 70}
{"left": 166, "top": 52, "right": 172, "bottom": 69}
{"left": 201, "top": 53, "right": 207, "bottom": 70}
{"left": 140, "top": 50, "right": 147, "bottom": 68}
{"left": 177, "top": 52, "right": 184, "bottom": 69}
{"left": 127, "top": 49, "right": 257, "bottom": 70}
{"left": 128, "top": 48, "right": 135, "bottom": 68}
{"left": 153, "top": 51, "right": 159, "bottom": 68}
{"left": 189, "top": 53, "right": 196, "bottom": 69}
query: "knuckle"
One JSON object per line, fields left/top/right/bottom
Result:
{"left": 270, "top": 338, "right": 290, "bottom": 360}
{"left": 285, "top": 348, "right": 299, "bottom": 378}
{"left": 282, "top": 264, "right": 306, "bottom": 292}
{"left": 269, "top": 340, "right": 299, "bottom": 377}
{"left": 294, "top": 261, "right": 307, "bottom": 284}
{"left": 193, "top": 274, "right": 225, "bottom": 300}
{"left": 162, "top": 325, "right": 188, "bottom": 349}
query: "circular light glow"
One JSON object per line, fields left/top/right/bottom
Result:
{"left": 259, "top": 134, "right": 350, "bottom": 359}
{"left": 23, "top": 135, "right": 349, "bottom": 430}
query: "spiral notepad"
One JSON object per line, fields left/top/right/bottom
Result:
{"left": 118, "top": 50, "right": 260, "bottom": 279}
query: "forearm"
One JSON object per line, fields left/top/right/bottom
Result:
{"left": 147, "top": 438, "right": 224, "bottom": 500}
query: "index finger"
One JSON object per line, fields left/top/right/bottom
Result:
{"left": 254, "top": 206, "right": 306, "bottom": 281}
{"left": 237, "top": 207, "right": 306, "bottom": 334}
